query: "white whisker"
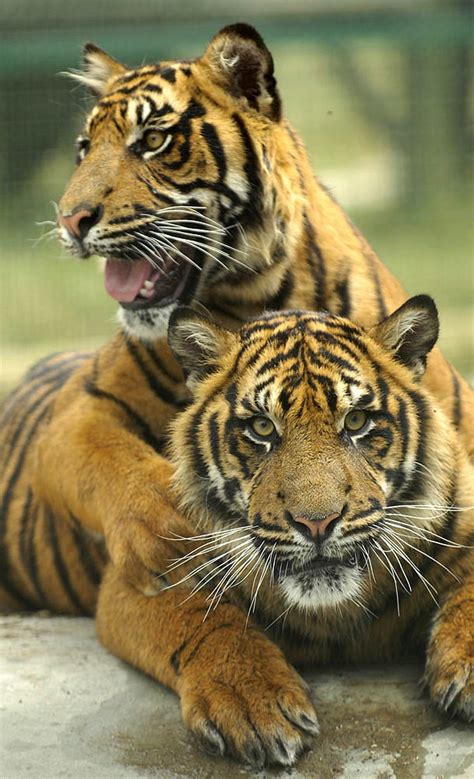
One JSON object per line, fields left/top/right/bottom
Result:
{"left": 382, "top": 527, "right": 460, "bottom": 583}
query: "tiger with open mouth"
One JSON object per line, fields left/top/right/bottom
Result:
{"left": 93, "top": 296, "right": 473, "bottom": 768}
{"left": 0, "top": 25, "right": 472, "bottom": 740}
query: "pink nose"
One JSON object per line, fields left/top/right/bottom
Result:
{"left": 293, "top": 512, "right": 341, "bottom": 540}
{"left": 59, "top": 208, "right": 97, "bottom": 239}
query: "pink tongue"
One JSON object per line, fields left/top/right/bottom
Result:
{"left": 104, "top": 259, "right": 152, "bottom": 302}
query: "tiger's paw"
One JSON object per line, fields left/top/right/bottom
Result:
{"left": 425, "top": 655, "right": 473, "bottom": 723}
{"left": 424, "top": 613, "right": 474, "bottom": 722}
{"left": 179, "top": 641, "right": 318, "bottom": 768}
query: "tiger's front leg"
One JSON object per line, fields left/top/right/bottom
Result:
{"left": 96, "top": 564, "right": 319, "bottom": 768}
{"left": 424, "top": 570, "right": 474, "bottom": 722}
{"left": 34, "top": 388, "right": 199, "bottom": 596}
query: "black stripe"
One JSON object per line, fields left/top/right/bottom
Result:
{"left": 201, "top": 122, "right": 227, "bottom": 181}
{"left": 158, "top": 169, "right": 241, "bottom": 203}
{"left": 160, "top": 101, "right": 206, "bottom": 173}
{"left": 84, "top": 378, "right": 166, "bottom": 454}
{"left": 45, "top": 511, "right": 85, "bottom": 613}
{"left": 308, "top": 372, "right": 338, "bottom": 413}
{"left": 25, "top": 500, "right": 49, "bottom": 606}
{"left": 142, "top": 342, "right": 183, "bottom": 384}
{"left": 208, "top": 412, "right": 223, "bottom": 473}
{"left": 248, "top": 340, "right": 302, "bottom": 376}
{"left": 4, "top": 377, "right": 67, "bottom": 459}
{"left": 23, "top": 352, "right": 88, "bottom": 382}
{"left": 343, "top": 519, "right": 383, "bottom": 538}
{"left": 391, "top": 396, "right": 410, "bottom": 493}
{"left": 108, "top": 213, "right": 142, "bottom": 226}
{"left": 1, "top": 356, "right": 84, "bottom": 424}
{"left": 143, "top": 83, "right": 163, "bottom": 94}
{"left": 265, "top": 269, "right": 294, "bottom": 310}
{"left": 0, "top": 546, "right": 37, "bottom": 609}
{"left": 254, "top": 518, "right": 287, "bottom": 535}
{"left": 396, "top": 391, "right": 428, "bottom": 503}
{"left": 186, "top": 368, "right": 239, "bottom": 481}
{"left": 187, "top": 409, "right": 209, "bottom": 480}
{"left": 18, "top": 488, "right": 33, "bottom": 568}
{"left": 365, "top": 251, "right": 387, "bottom": 319}
{"left": 0, "top": 404, "right": 51, "bottom": 539}
{"left": 349, "top": 499, "right": 383, "bottom": 523}
{"left": 304, "top": 213, "right": 326, "bottom": 311}
{"left": 362, "top": 426, "right": 394, "bottom": 459}
{"left": 317, "top": 348, "right": 358, "bottom": 375}
{"left": 124, "top": 338, "right": 186, "bottom": 407}
{"left": 450, "top": 367, "right": 462, "bottom": 430}
{"left": 69, "top": 516, "right": 104, "bottom": 589}
{"left": 0, "top": 488, "right": 38, "bottom": 609}
{"left": 179, "top": 623, "right": 234, "bottom": 672}
{"left": 137, "top": 175, "right": 179, "bottom": 206}
{"left": 111, "top": 116, "right": 123, "bottom": 136}
{"left": 335, "top": 275, "right": 351, "bottom": 318}
{"left": 231, "top": 112, "right": 263, "bottom": 226}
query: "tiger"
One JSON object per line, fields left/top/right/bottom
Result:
{"left": 0, "top": 27, "right": 472, "bottom": 617}
{"left": 93, "top": 295, "right": 473, "bottom": 768}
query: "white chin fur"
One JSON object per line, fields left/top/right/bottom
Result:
{"left": 280, "top": 566, "right": 364, "bottom": 611}
{"left": 117, "top": 302, "right": 178, "bottom": 342}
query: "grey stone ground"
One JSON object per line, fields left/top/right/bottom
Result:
{"left": 1, "top": 614, "right": 472, "bottom": 779}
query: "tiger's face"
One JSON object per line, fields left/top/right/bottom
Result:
{"left": 169, "top": 297, "right": 445, "bottom": 612}
{"left": 57, "top": 25, "right": 282, "bottom": 339}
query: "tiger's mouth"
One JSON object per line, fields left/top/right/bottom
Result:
{"left": 104, "top": 254, "right": 194, "bottom": 310}
{"left": 290, "top": 552, "right": 359, "bottom": 578}
{"left": 275, "top": 550, "right": 362, "bottom": 585}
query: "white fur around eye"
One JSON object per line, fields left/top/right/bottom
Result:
{"left": 76, "top": 137, "right": 90, "bottom": 161}
{"left": 242, "top": 429, "right": 273, "bottom": 453}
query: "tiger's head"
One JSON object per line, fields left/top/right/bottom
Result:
{"left": 168, "top": 296, "right": 453, "bottom": 612}
{"left": 57, "top": 24, "right": 293, "bottom": 340}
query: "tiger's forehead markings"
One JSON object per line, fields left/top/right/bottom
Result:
{"left": 237, "top": 314, "right": 381, "bottom": 419}
{"left": 85, "top": 63, "right": 196, "bottom": 138}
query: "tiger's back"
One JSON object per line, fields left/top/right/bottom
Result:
{"left": 0, "top": 352, "right": 106, "bottom": 612}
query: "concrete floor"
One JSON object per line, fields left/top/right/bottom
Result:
{"left": 1, "top": 614, "right": 472, "bottom": 779}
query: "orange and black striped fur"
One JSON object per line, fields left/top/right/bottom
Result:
{"left": 0, "top": 24, "right": 473, "bottom": 765}
{"left": 2, "top": 23, "right": 472, "bottom": 605}
{"left": 99, "top": 298, "right": 472, "bottom": 767}
{"left": 2, "top": 302, "right": 473, "bottom": 764}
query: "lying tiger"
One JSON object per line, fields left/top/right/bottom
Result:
{"left": 94, "top": 296, "right": 473, "bottom": 768}
{"left": 0, "top": 24, "right": 472, "bottom": 764}
{"left": 1, "top": 23, "right": 472, "bottom": 616}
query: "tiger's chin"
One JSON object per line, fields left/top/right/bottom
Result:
{"left": 280, "top": 563, "right": 365, "bottom": 611}
{"left": 117, "top": 301, "right": 178, "bottom": 341}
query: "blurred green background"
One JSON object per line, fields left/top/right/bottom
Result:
{"left": 1, "top": 0, "right": 473, "bottom": 396}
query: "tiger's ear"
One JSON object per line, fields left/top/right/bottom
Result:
{"left": 370, "top": 295, "right": 439, "bottom": 378}
{"left": 202, "top": 23, "right": 281, "bottom": 120}
{"left": 168, "top": 307, "right": 234, "bottom": 388}
{"left": 69, "top": 43, "right": 127, "bottom": 97}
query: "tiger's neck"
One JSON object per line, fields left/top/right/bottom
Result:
{"left": 204, "top": 115, "right": 407, "bottom": 328}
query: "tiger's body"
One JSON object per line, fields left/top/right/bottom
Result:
{"left": 0, "top": 24, "right": 473, "bottom": 765}
{"left": 1, "top": 24, "right": 472, "bottom": 612}
{"left": 98, "top": 298, "right": 473, "bottom": 767}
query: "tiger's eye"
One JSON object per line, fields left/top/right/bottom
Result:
{"left": 250, "top": 416, "right": 276, "bottom": 438}
{"left": 143, "top": 130, "right": 166, "bottom": 151}
{"left": 344, "top": 410, "right": 368, "bottom": 433}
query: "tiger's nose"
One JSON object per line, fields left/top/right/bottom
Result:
{"left": 59, "top": 205, "right": 102, "bottom": 240}
{"left": 293, "top": 511, "right": 341, "bottom": 541}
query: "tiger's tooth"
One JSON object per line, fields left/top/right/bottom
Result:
{"left": 144, "top": 280, "right": 154, "bottom": 289}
